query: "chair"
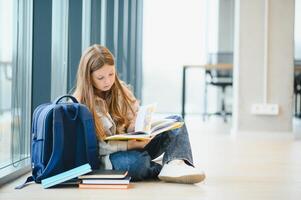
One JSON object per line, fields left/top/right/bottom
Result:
{"left": 203, "top": 53, "right": 233, "bottom": 122}
{"left": 294, "top": 74, "right": 301, "bottom": 118}
{"left": 294, "top": 60, "right": 301, "bottom": 118}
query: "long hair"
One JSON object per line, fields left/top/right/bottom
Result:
{"left": 74, "top": 44, "right": 135, "bottom": 140}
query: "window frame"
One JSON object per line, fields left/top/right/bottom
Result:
{"left": 0, "top": 0, "right": 33, "bottom": 186}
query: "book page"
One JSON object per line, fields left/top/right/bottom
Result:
{"left": 134, "top": 103, "right": 157, "bottom": 133}
{"left": 150, "top": 121, "right": 184, "bottom": 137}
{"left": 150, "top": 118, "right": 176, "bottom": 129}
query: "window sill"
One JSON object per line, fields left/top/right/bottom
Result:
{"left": 0, "top": 158, "right": 31, "bottom": 186}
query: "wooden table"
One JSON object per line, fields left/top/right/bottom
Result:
{"left": 295, "top": 65, "right": 301, "bottom": 73}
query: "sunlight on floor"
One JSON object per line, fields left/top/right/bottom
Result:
{"left": 1, "top": 115, "right": 301, "bottom": 200}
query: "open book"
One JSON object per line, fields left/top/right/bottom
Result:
{"left": 104, "top": 104, "right": 184, "bottom": 141}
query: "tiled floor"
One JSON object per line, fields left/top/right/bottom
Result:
{"left": 1, "top": 116, "right": 301, "bottom": 200}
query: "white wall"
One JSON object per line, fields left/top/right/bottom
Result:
{"left": 295, "top": 0, "right": 301, "bottom": 60}
{"left": 233, "top": 0, "right": 295, "bottom": 133}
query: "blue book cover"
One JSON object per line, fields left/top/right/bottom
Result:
{"left": 41, "top": 163, "right": 92, "bottom": 189}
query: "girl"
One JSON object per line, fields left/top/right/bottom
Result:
{"left": 73, "top": 44, "right": 205, "bottom": 184}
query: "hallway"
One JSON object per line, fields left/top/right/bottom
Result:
{"left": 1, "top": 116, "right": 301, "bottom": 200}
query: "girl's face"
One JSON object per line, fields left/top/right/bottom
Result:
{"left": 92, "top": 64, "right": 116, "bottom": 92}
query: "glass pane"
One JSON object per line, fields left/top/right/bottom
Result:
{"left": 0, "top": 0, "right": 14, "bottom": 168}
{"left": 0, "top": 0, "right": 31, "bottom": 176}
{"left": 142, "top": 0, "right": 206, "bottom": 114}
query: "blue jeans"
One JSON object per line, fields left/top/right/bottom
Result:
{"left": 109, "top": 115, "right": 194, "bottom": 181}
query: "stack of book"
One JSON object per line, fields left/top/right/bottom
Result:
{"left": 40, "top": 164, "right": 131, "bottom": 189}
{"left": 78, "top": 169, "right": 131, "bottom": 189}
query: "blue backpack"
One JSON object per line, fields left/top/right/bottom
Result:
{"left": 16, "top": 95, "right": 99, "bottom": 189}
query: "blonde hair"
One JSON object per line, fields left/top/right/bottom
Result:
{"left": 74, "top": 44, "right": 135, "bottom": 140}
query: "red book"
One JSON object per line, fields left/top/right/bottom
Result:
{"left": 79, "top": 184, "right": 130, "bottom": 189}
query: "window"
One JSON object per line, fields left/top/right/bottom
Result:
{"left": 0, "top": 0, "right": 32, "bottom": 182}
{"left": 142, "top": 0, "right": 206, "bottom": 114}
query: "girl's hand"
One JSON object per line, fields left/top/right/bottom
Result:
{"left": 127, "top": 139, "right": 151, "bottom": 150}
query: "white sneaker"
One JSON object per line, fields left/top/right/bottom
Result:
{"left": 158, "top": 160, "right": 206, "bottom": 184}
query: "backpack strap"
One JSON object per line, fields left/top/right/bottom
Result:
{"left": 78, "top": 106, "right": 99, "bottom": 169}
{"left": 15, "top": 176, "right": 34, "bottom": 189}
